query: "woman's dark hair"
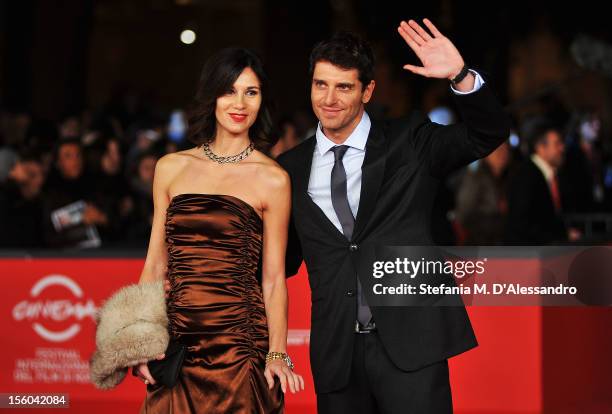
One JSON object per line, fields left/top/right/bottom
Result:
{"left": 187, "top": 48, "right": 277, "bottom": 150}
{"left": 309, "top": 32, "right": 375, "bottom": 90}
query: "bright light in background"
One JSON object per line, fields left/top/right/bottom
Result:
{"left": 180, "top": 29, "right": 196, "bottom": 45}
{"left": 509, "top": 131, "right": 520, "bottom": 147}
{"left": 428, "top": 106, "right": 455, "bottom": 126}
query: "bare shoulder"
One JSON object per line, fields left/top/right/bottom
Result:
{"left": 250, "top": 150, "right": 290, "bottom": 192}
{"left": 156, "top": 151, "right": 185, "bottom": 171}
{"left": 155, "top": 148, "right": 198, "bottom": 176}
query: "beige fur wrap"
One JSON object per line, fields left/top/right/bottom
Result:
{"left": 89, "top": 280, "right": 169, "bottom": 389}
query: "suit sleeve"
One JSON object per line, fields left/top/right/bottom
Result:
{"left": 410, "top": 82, "right": 511, "bottom": 177}
{"left": 276, "top": 152, "right": 304, "bottom": 278}
{"left": 285, "top": 212, "right": 303, "bottom": 277}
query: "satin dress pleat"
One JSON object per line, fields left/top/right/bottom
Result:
{"left": 140, "top": 193, "right": 284, "bottom": 414}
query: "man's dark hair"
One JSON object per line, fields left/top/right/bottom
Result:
{"left": 522, "top": 117, "right": 562, "bottom": 154}
{"left": 309, "top": 32, "right": 375, "bottom": 90}
{"left": 187, "top": 47, "right": 277, "bottom": 150}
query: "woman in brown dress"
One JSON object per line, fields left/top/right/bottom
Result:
{"left": 132, "top": 48, "right": 304, "bottom": 413}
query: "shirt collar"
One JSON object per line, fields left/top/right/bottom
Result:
{"left": 315, "top": 111, "right": 371, "bottom": 156}
{"left": 531, "top": 154, "right": 555, "bottom": 181}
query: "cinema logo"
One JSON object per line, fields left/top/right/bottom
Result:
{"left": 12, "top": 275, "right": 97, "bottom": 342}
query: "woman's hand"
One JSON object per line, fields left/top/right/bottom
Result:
{"left": 264, "top": 360, "right": 305, "bottom": 394}
{"left": 131, "top": 353, "right": 165, "bottom": 385}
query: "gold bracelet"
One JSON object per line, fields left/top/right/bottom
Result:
{"left": 266, "top": 352, "right": 294, "bottom": 370}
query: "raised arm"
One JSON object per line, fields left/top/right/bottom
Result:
{"left": 397, "top": 18, "right": 510, "bottom": 176}
{"left": 398, "top": 18, "right": 474, "bottom": 91}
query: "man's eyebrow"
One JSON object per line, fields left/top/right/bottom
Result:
{"left": 313, "top": 79, "right": 355, "bottom": 88}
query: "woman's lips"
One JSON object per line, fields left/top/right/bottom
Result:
{"left": 229, "top": 113, "right": 247, "bottom": 122}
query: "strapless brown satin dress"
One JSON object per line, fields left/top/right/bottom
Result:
{"left": 140, "top": 193, "right": 284, "bottom": 414}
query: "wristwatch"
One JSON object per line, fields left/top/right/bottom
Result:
{"left": 450, "top": 64, "right": 470, "bottom": 85}
{"left": 266, "top": 352, "right": 294, "bottom": 370}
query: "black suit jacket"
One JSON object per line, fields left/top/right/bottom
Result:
{"left": 277, "top": 83, "right": 510, "bottom": 394}
{"left": 504, "top": 159, "right": 567, "bottom": 244}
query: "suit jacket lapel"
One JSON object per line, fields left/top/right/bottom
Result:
{"left": 352, "top": 121, "right": 386, "bottom": 241}
{"left": 293, "top": 137, "right": 347, "bottom": 243}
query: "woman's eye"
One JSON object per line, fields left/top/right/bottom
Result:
{"left": 246, "top": 90, "right": 259, "bottom": 96}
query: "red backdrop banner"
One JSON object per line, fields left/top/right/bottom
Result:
{"left": 1, "top": 258, "right": 611, "bottom": 413}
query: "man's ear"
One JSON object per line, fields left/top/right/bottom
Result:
{"left": 362, "top": 80, "right": 376, "bottom": 104}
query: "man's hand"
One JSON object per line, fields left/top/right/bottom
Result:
{"left": 397, "top": 19, "right": 468, "bottom": 81}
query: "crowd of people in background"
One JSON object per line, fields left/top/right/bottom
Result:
{"left": 445, "top": 109, "right": 612, "bottom": 245}
{"left": 1, "top": 95, "right": 611, "bottom": 250}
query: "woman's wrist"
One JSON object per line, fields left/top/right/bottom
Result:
{"left": 266, "top": 352, "right": 294, "bottom": 370}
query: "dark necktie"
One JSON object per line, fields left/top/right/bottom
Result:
{"left": 330, "top": 145, "right": 372, "bottom": 326}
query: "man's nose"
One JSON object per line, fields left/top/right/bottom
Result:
{"left": 323, "top": 89, "right": 337, "bottom": 106}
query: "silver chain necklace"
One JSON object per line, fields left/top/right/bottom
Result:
{"left": 202, "top": 140, "right": 254, "bottom": 164}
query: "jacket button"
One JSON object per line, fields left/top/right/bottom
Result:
{"left": 349, "top": 243, "right": 358, "bottom": 252}
{"left": 346, "top": 290, "right": 355, "bottom": 297}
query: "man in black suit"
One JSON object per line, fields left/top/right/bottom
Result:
{"left": 277, "top": 19, "right": 510, "bottom": 413}
{"left": 505, "top": 119, "right": 578, "bottom": 244}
